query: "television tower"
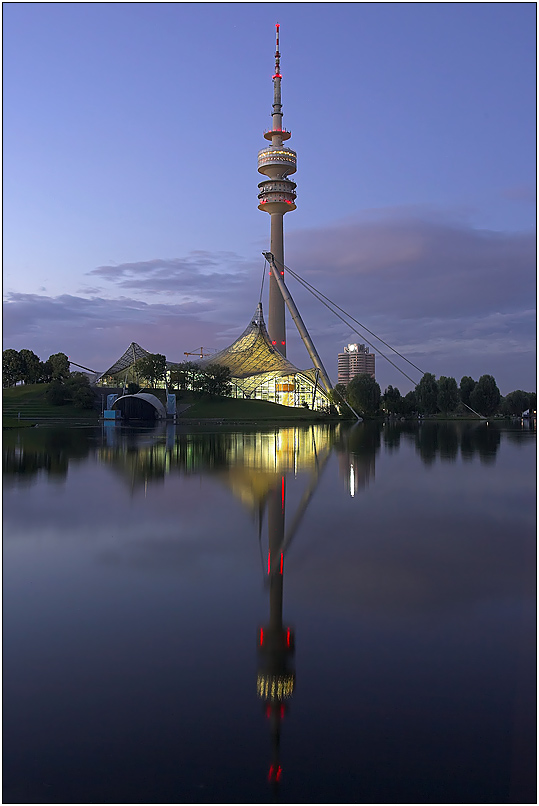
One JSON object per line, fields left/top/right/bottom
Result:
{"left": 258, "top": 24, "right": 297, "bottom": 357}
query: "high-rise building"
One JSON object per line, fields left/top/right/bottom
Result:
{"left": 338, "top": 343, "right": 375, "bottom": 385}
{"left": 257, "top": 24, "right": 297, "bottom": 356}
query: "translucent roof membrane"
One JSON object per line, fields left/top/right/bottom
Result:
{"left": 197, "top": 304, "right": 320, "bottom": 396}
{"left": 98, "top": 305, "right": 326, "bottom": 401}
{"left": 101, "top": 342, "right": 150, "bottom": 377}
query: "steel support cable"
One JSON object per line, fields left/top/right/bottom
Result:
{"left": 259, "top": 258, "right": 267, "bottom": 304}
{"left": 282, "top": 261, "right": 426, "bottom": 377}
{"left": 279, "top": 261, "right": 486, "bottom": 419}
{"left": 265, "top": 257, "right": 419, "bottom": 386}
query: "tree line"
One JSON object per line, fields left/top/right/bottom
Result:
{"left": 111, "top": 353, "right": 233, "bottom": 398}
{"left": 2, "top": 349, "right": 233, "bottom": 399}
{"left": 332, "top": 371, "right": 536, "bottom": 419}
{"left": 3, "top": 349, "right": 71, "bottom": 386}
{"left": 3, "top": 349, "right": 96, "bottom": 409}
{"left": 4, "top": 347, "right": 535, "bottom": 417}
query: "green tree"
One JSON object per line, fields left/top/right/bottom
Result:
{"left": 45, "top": 380, "right": 68, "bottom": 405}
{"left": 469, "top": 374, "right": 501, "bottom": 416}
{"left": 502, "top": 390, "right": 530, "bottom": 416}
{"left": 403, "top": 390, "right": 418, "bottom": 416}
{"left": 3, "top": 349, "right": 23, "bottom": 387}
{"left": 347, "top": 373, "right": 381, "bottom": 417}
{"left": 169, "top": 361, "right": 200, "bottom": 391}
{"left": 200, "top": 364, "right": 232, "bottom": 397}
{"left": 415, "top": 373, "right": 439, "bottom": 415}
{"left": 330, "top": 383, "right": 348, "bottom": 403}
{"left": 382, "top": 385, "right": 403, "bottom": 414}
{"left": 18, "top": 349, "right": 41, "bottom": 384}
{"left": 437, "top": 376, "right": 459, "bottom": 414}
{"left": 459, "top": 376, "right": 476, "bottom": 407}
{"left": 45, "top": 373, "right": 96, "bottom": 409}
{"left": 65, "top": 373, "right": 95, "bottom": 409}
{"left": 38, "top": 360, "right": 53, "bottom": 384}
{"left": 529, "top": 392, "right": 536, "bottom": 414}
{"left": 48, "top": 352, "right": 70, "bottom": 381}
{"left": 135, "top": 353, "right": 167, "bottom": 387}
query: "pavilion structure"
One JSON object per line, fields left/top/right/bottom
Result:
{"left": 97, "top": 303, "right": 330, "bottom": 410}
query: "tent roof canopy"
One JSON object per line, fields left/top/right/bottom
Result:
{"left": 98, "top": 305, "right": 326, "bottom": 398}
{"left": 197, "top": 304, "right": 320, "bottom": 395}
{"left": 100, "top": 342, "right": 150, "bottom": 378}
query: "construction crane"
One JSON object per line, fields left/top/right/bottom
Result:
{"left": 184, "top": 348, "right": 210, "bottom": 359}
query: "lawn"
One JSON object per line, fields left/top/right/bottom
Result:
{"left": 3, "top": 384, "right": 100, "bottom": 421}
{"left": 3, "top": 384, "right": 332, "bottom": 424}
{"left": 181, "top": 396, "right": 327, "bottom": 421}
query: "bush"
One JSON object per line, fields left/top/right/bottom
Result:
{"left": 72, "top": 386, "right": 96, "bottom": 409}
{"left": 46, "top": 381, "right": 68, "bottom": 406}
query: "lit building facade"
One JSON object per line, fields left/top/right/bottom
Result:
{"left": 337, "top": 343, "right": 375, "bottom": 385}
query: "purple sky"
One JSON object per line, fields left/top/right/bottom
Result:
{"left": 3, "top": 3, "right": 536, "bottom": 394}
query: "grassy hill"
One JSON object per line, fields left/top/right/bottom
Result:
{"left": 183, "top": 395, "right": 327, "bottom": 421}
{"left": 3, "top": 383, "right": 100, "bottom": 424}
{"left": 4, "top": 384, "right": 331, "bottom": 425}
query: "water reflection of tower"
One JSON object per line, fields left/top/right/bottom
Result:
{"left": 97, "top": 423, "right": 334, "bottom": 788}
{"left": 337, "top": 424, "right": 380, "bottom": 497}
{"left": 257, "top": 479, "right": 295, "bottom": 788}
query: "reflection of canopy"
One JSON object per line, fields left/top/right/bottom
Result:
{"left": 198, "top": 304, "right": 320, "bottom": 396}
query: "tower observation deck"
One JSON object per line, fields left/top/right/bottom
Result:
{"left": 258, "top": 24, "right": 297, "bottom": 356}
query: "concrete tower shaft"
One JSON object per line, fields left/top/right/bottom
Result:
{"left": 258, "top": 24, "right": 296, "bottom": 356}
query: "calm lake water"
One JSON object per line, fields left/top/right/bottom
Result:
{"left": 3, "top": 420, "right": 536, "bottom": 804}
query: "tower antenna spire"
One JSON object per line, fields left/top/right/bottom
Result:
{"left": 274, "top": 23, "right": 281, "bottom": 78}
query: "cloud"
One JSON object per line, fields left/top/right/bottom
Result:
{"left": 2, "top": 293, "right": 229, "bottom": 370}
{"left": 285, "top": 209, "right": 535, "bottom": 320}
{"left": 3, "top": 208, "right": 535, "bottom": 390}
{"left": 87, "top": 251, "right": 256, "bottom": 299}
{"left": 501, "top": 184, "right": 536, "bottom": 203}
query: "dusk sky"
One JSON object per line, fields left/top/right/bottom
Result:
{"left": 4, "top": 2, "right": 536, "bottom": 394}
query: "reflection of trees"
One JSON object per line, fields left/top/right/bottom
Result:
{"left": 460, "top": 427, "right": 475, "bottom": 462}
{"left": 334, "top": 420, "right": 505, "bottom": 476}
{"left": 415, "top": 423, "right": 438, "bottom": 465}
{"left": 415, "top": 422, "right": 501, "bottom": 464}
{"left": 382, "top": 423, "right": 403, "bottom": 450}
{"left": 504, "top": 419, "right": 536, "bottom": 444}
{"left": 1, "top": 420, "right": 513, "bottom": 492}
{"left": 99, "top": 432, "right": 232, "bottom": 486}
{"left": 437, "top": 423, "right": 459, "bottom": 461}
{"left": 471, "top": 424, "right": 501, "bottom": 464}
{"left": 2, "top": 427, "right": 92, "bottom": 482}
{"left": 98, "top": 425, "right": 338, "bottom": 491}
